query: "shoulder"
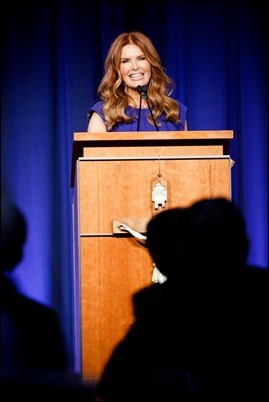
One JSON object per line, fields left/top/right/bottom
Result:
{"left": 177, "top": 101, "right": 187, "bottom": 122}
{"left": 244, "top": 265, "right": 268, "bottom": 287}
{"left": 133, "top": 284, "right": 160, "bottom": 309}
{"left": 132, "top": 282, "right": 174, "bottom": 317}
{"left": 243, "top": 265, "right": 268, "bottom": 279}
{"left": 178, "top": 101, "right": 187, "bottom": 113}
{"left": 87, "top": 100, "right": 104, "bottom": 121}
{"left": 89, "top": 99, "right": 103, "bottom": 111}
{"left": 235, "top": 265, "right": 268, "bottom": 310}
{"left": 8, "top": 290, "right": 59, "bottom": 324}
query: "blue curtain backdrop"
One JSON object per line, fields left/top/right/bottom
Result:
{"left": 1, "top": 1, "right": 267, "bottom": 372}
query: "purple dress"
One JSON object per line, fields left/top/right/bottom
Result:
{"left": 88, "top": 100, "right": 187, "bottom": 132}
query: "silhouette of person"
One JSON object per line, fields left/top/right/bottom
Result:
{"left": 94, "top": 206, "right": 197, "bottom": 401}
{"left": 1, "top": 192, "right": 68, "bottom": 376}
{"left": 94, "top": 198, "right": 267, "bottom": 402}
{"left": 1, "top": 193, "right": 96, "bottom": 400}
{"left": 0, "top": 190, "right": 98, "bottom": 402}
{"left": 175, "top": 198, "right": 268, "bottom": 401}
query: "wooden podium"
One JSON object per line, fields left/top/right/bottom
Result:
{"left": 71, "top": 130, "right": 233, "bottom": 383}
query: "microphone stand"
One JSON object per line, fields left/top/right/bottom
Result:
{"left": 136, "top": 94, "right": 142, "bottom": 132}
{"left": 146, "top": 98, "right": 159, "bottom": 131}
{"left": 136, "top": 85, "right": 159, "bottom": 131}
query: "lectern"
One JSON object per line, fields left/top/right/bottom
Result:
{"left": 71, "top": 130, "right": 233, "bottom": 383}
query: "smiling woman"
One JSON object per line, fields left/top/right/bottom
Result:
{"left": 87, "top": 31, "right": 188, "bottom": 132}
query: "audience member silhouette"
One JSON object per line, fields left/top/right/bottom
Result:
{"left": 94, "top": 198, "right": 268, "bottom": 402}
{"left": 1, "top": 193, "right": 94, "bottom": 400}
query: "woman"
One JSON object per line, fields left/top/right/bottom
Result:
{"left": 87, "top": 31, "right": 187, "bottom": 132}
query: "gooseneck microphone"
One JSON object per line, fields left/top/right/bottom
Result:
{"left": 137, "top": 85, "right": 148, "bottom": 99}
{"left": 136, "top": 85, "right": 159, "bottom": 132}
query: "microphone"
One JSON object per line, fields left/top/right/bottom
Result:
{"left": 136, "top": 85, "right": 148, "bottom": 131}
{"left": 136, "top": 85, "right": 159, "bottom": 131}
{"left": 137, "top": 85, "right": 148, "bottom": 99}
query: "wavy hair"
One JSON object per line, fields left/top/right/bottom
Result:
{"left": 97, "top": 32, "right": 181, "bottom": 130}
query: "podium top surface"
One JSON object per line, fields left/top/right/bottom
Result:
{"left": 73, "top": 130, "right": 233, "bottom": 142}
{"left": 71, "top": 130, "right": 233, "bottom": 187}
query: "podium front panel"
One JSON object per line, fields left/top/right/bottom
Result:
{"left": 80, "top": 237, "right": 152, "bottom": 382}
{"left": 77, "top": 156, "right": 232, "bottom": 234}
{"left": 73, "top": 154, "right": 232, "bottom": 382}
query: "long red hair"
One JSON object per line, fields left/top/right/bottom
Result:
{"left": 96, "top": 32, "right": 181, "bottom": 130}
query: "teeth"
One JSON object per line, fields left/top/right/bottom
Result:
{"left": 130, "top": 74, "right": 143, "bottom": 78}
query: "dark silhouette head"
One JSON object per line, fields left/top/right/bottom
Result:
{"left": 146, "top": 207, "right": 187, "bottom": 279}
{"left": 183, "top": 197, "right": 250, "bottom": 269}
{"left": 1, "top": 193, "right": 27, "bottom": 272}
{"left": 146, "top": 198, "right": 249, "bottom": 280}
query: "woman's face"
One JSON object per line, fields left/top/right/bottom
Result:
{"left": 119, "top": 44, "right": 151, "bottom": 91}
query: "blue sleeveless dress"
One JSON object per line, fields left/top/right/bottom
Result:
{"left": 88, "top": 100, "right": 187, "bottom": 132}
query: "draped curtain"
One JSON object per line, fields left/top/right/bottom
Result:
{"left": 1, "top": 0, "right": 267, "bottom": 371}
